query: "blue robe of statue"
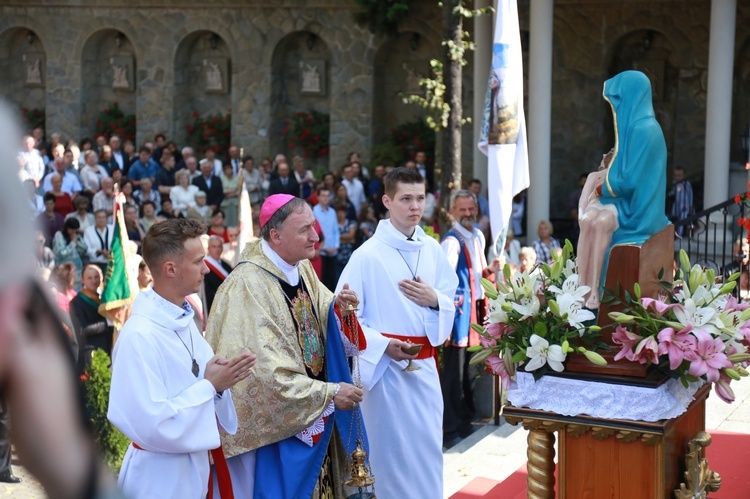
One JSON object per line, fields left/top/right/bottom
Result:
{"left": 598, "top": 70, "right": 670, "bottom": 284}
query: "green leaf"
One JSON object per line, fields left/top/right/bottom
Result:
{"left": 512, "top": 350, "right": 527, "bottom": 363}
{"left": 658, "top": 267, "right": 665, "bottom": 280}
{"left": 466, "top": 345, "right": 484, "bottom": 352}
{"left": 533, "top": 321, "right": 548, "bottom": 338}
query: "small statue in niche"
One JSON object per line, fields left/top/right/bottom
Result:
{"left": 25, "top": 59, "right": 42, "bottom": 85}
{"left": 112, "top": 64, "right": 129, "bottom": 89}
{"left": 205, "top": 61, "right": 223, "bottom": 91}
{"left": 300, "top": 61, "right": 321, "bottom": 93}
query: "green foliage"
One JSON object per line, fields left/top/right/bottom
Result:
{"left": 391, "top": 120, "right": 436, "bottom": 164}
{"left": 352, "top": 0, "right": 411, "bottom": 36}
{"left": 186, "top": 111, "right": 232, "bottom": 158}
{"left": 283, "top": 110, "right": 330, "bottom": 159}
{"left": 94, "top": 102, "right": 136, "bottom": 143}
{"left": 82, "top": 349, "right": 130, "bottom": 473}
{"left": 21, "top": 107, "right": 45, "bottom": 134}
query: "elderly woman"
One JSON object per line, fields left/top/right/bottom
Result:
{"left": 53, "top": 217, "right": 88, "bottom": 287}
{"left": 69, "top": 264, "right": 114, "bottom": 360}
{"left": 219, "top": 162, "right": 239, "bottom": 227}
{"left": 531, "top": 219, "right": 560, "bottom": 265}
{"left": 170, "top": 169, "right": 199, "bottom": 217}
{"left": 80, "top": 150, "right": 110, "bottom": 197}
{"left": 48, "top": 173, "right": 75, "bottom": 217}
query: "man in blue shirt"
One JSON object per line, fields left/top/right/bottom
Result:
{"left": 127, "top": 146, "right": 160, "bottom": 183}
{"left": 312, "top": 186, "right": 339, "bottom": 290}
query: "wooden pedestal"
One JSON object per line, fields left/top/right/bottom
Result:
{"left": 504, "top": 384, "right": 712, "bottom": 498}
{"left": 567, "top": 225, "right": 675, "bottom": 380}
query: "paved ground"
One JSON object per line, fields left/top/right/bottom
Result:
{"left": 3, "top": 379, "right": 749, "bottom": 498}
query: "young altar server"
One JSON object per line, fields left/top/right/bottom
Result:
{"left": 336, "top": 167, "right": 458, "bottom": 498}
{"left": 108, "top": 218, "right": 256, "bottom": 498}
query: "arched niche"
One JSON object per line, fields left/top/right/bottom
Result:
{"left": 372, "top": 31, "right": 439, "bottom": 147}
{"left": 270, "top": 31, "right": 330, "bottom": 165}
{"left": 80, "top": 29, "right": 137, "bottom": 138}
{"left": 605, "top": 29, "right": 679, "bottom": 162}
{"left": 0, "top": 27, "right": 46, "bottom": 130}
{"left": 174, "top": 31, "right": 232, "bottom": 147}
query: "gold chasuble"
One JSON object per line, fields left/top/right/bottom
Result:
{"left": 205, "top": 240, "right": 347, "bottom": 497}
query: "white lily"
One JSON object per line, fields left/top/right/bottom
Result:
{"left": 525, "top": 334, "right": 567, "bottom": 372}
{"left": 548, "top": 274, "right": 589, "bottom": 302}
{"left": 511, "top": 294, "right": 540, "bottom": 320}
{"left": 556, "top": 293, "right": 596, "bottom": 330}
{"left": 673, "top": 298, "right": 718, "bottom": 335}
{"left": 562, "top": 259, "right": 577, "bottom": 278}
{"left": 487, "top": 295, "right": 509, "bottom": 324}
{"left": 510, "top": 270, "right": 539, "bottom": 299}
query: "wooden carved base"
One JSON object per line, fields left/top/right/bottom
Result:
{"left": 527, "top": 429, "right": 556, "bottom": 499}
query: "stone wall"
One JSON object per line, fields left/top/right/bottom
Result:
{"left": 1, "top": 0, "right": 749, "bottom": 215}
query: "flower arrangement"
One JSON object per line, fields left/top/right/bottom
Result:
{"left": 185, "top": 111, "right": 231, "bottom": 157}
{"left": 606, "top": 250, "right": 750, "bottom": 402}
{"left": 21, "top": 107, "right": 45, "bottom": 133}
{"left": 470, "top": 241, "right": 607, "bottom": 387}
{"left": 94, "top": 102, "right": 136, "bottom": 142}
{"left": 283, "top": 110, "right": 329, "bottom": 159}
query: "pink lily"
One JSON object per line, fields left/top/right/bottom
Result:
{"left": 715, "top": 373, "right": 735, "bottom": 403}
{"left": 612, "top": 325, "right": 643, "bottom": 362}
{"left": 641, "top": 297, "right": 682, "bottom": 318}
{"left": 657, "top": 325, "right": 698, "bottom": 370}
{"left": 633, "top": 335, "right": 659, "bottom": 364}
{"left": 485, "top": 354, "right": 511, "bottom": 390}
{"left": 688, "top": 330, "right": 733, "bottom": 382}
{"left": 725, "top": 295, "right": 748, "bottom": 313}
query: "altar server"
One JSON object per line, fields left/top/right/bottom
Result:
{"left": 108, "top": 218, "right": 255, "bottom": 498}
{"left": 336, "top": 167, "right": 458, "bottom": 498}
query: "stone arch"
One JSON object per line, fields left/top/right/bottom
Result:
{"left": 80, "top": 29, "right": 137, "bottom": 140}
{"left": 372, "top": 31, "right": 440, "bottom": 147}
{"left": 270, "top": 31, "right": 331, "bottom": 166}
{"left": 603, "top": 29, "right": 680, "bottom": 164}
{"left": 732, "top": 35, "right": 750, "bottom": 164}
{"left": 0, "top": 27, "right": 46, "bottom": 131}
{"left": 173, "top": 30, "right": 232, "bottom": 149}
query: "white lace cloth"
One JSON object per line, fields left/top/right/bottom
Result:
{"left": 295, "top": 401, "right": 335, "bottom": 447}
{"left": 507, "top": 372, "right": 704, "bottom": 422}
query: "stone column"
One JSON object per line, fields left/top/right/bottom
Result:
{"left": 703, "top": 0, "right": 736, "bottom": 208}
{"left": 472, "top": 0, "right": 493, "bottom": 190}
{"left": 526, "top": 0, "right": 554, "bottom": 237}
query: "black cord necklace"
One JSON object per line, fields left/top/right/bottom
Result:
{"left": 175, "top": 329, "right": 199, "bottom": 377}
{"left": 396, "top": 249, "right": 421, "bottom": 281}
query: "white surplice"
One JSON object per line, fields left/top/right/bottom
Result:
{"left": 108, "top": 289, "right": 238, "bottom": 499}
{"left": 336, "top": 220, "right": 458, "bottom": 499}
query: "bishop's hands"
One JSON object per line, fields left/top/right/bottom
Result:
{"left": 333, "top": 382, "right": 363, "bottom": 411}
{"left": 204, "top": 352, "right": 256, "bottom": 393}
{"left": 399, "top": 276, "right": 438, "bottom": 309}
{"left": 335, "top": 283, "right": 359, "bottom": 317}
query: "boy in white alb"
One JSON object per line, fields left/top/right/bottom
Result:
{"left": 336, "top": 167, "right": 458, "bottom": 498}
{"left": 108, "top": 218, "right": 255, "bottom": 498}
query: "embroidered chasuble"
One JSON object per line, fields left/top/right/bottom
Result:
{"left": 205, "top": 239, "right": 367, "bottom": 499}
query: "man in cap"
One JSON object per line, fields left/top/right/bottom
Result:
{"left": 205, "top": 194, "right": 368, "bottom": 498}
